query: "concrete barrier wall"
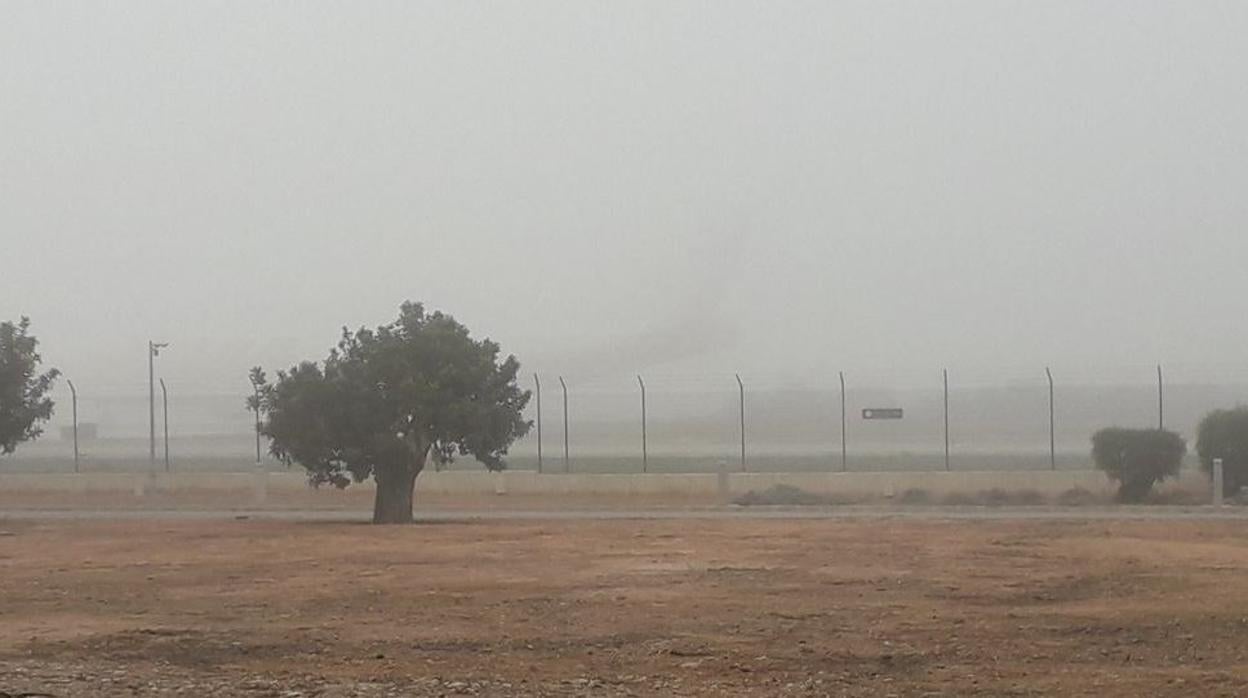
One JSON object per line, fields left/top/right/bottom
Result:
{"left": 0, "top": 468, "right": 1201, "bottom": 498}
{"left": 425, "top": 470, "right": 1131, "bottom": 497}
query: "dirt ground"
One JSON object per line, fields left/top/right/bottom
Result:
{"left": 0, "top": 486, "right": 724, "bottom": 512}
{"left": 2, "top": 517, "right": 1248, "bottom": 697}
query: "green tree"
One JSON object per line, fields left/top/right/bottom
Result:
{"left": 251, "top": 302, "right": 531, "bottom": 523}
{"left": 0, "top": 317, "right": 60, "bottom": 455}
{"left": 1196, "top": 407, "right": 1248, "bottom": 496}
{"left": 1091, "top": 427, "right": 1186, "bottom": 503}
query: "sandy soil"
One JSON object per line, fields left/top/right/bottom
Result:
{"left": 2, "top": 517, "right": 1248, "bottom": 696}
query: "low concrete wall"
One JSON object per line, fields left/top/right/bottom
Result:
{"left": 0, "top": 471, "right": 280, "bottom": 494}
{"left": 424, "top": 470, "right": 1127, "bottom": 497}
{"left": 0, "top": 468, "right": 1192, "bottom": 498}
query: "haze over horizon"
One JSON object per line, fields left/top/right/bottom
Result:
{"left": 4, "top": 2, "right": 1248, "bottom": 393}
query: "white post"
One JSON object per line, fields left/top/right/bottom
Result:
{"left": 1213, "top": 458, "right": 1224, "bottom": 507}
{"left": 717, "top": 459, "right": 730, "bottom": 504}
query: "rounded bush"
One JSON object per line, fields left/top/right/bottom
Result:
{"left": 1196, "top": 407, "right": 1248, "bottom": 496}
{"left": 1091, "top": 428, "right": 1186, "bottom": 503}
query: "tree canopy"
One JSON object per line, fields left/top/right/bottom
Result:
{"left": 0, "top": 317, "right": 60, "bottom": 455}
{"left": 251, "top": 302, "right": 531, "bottom": 523}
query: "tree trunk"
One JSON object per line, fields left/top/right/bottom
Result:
{"left": 373, "top": 464, "right": 421, "bottom": 524}
{"left": 372, "top": 437, "right": 431, "bottom": 524}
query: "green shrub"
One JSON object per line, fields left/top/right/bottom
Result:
{"left": 1196, "top": 407, "right": 1248, "bottom": 497}
{"left": 941, "top": 491, "right": 977, "bottom": 506}
{"left": 1091, "top": 427, "right": 1186, "bottom": 503}
{"left": 1012, "top": 489, "right": 1046, "bottom": 506}
{"left": 733, "top": 484, "right": 827, "bottom": 506}
{"left": 980, "top": 488, "right": 1012, "bottom": 507}
{"left": 971, "top": 488, "right": 1046, "bottom": 506}
{"left": 1145, "top": 487, "right": 1207, "bottom": 506}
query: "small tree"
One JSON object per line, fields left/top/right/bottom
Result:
{"left": 1196, "top": 407, "right": 1248, "bottom": 497}
{"left": 251, "top": 302, "right": 531, "bottom": 523}
{"left": 0, "top": 317, "right": 60, "bottom": 455}
{"left": 1091, "top": 427, "right": 1186, "bottom": 503}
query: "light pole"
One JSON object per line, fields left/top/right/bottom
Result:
{"left": 148, "top": 341, "right": 168, "bottom": 472}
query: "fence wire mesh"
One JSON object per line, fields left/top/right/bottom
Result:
{"left": 7, "top": 363, "right": 1248, "bottom": 476}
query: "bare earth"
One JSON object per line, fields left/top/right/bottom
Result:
{"left": 2, "top": 517, "right": 1248, "bottom": 697}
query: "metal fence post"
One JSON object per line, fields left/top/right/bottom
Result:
{"left": 943, "top": 368, "right": 950, "bottom": 472}
{"left": 67, "top": 379, "right": 79, "bottom": 473}
{"left": 1045, "top": 367, "right": 1055, "bottom": 470}
{"left": 533, "top": 373, "right": 543, "bottom": 474}
{"left": 1213, "top": 458, "right": 1225, "bottom": 506}
{"left": 735, "top": 374, "right": 746, "bottom": 472}
{"left": 559, "top": 376, "right": 569, "bottom": 473}
{"left": 638, "top": 375, "right": 647, "bottom": 473}
{"left": 159, "top": 378, "right": 170, "bottom": 473}
{"left": 1157, "top": 364, "right": 1164, "bottom": 431}
{"left": 839, "top": 371, "right": 847, "bottom": 472}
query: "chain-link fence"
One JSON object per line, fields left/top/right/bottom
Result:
{"left": 6, "top": 364, "right": 1247, "bottom": 475}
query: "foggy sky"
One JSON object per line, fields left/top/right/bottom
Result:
{"left": 3, "top": 2, "right": 1247, "bottom": 395}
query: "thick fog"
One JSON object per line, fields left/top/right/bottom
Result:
{"left": 4, "top": 1, "right": 1248, "bottom": 395}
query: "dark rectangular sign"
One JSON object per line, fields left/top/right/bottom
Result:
{"left": 862, "top": 408, "right": 904, "bottom": 420}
